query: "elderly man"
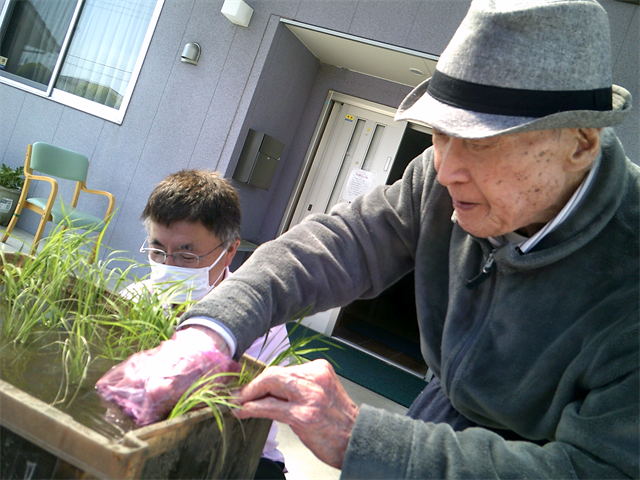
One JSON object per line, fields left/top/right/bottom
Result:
{"left": 99, "top": 1, "right": 638, "bottom": 478}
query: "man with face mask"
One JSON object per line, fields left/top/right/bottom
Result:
{"left": 123, "top": 170, "right": 239, "bottom": 305}
{"left": 121, "top": 169, "right": 290, "bottom": 480}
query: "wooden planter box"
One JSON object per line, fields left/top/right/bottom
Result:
{"left": 0, "top": 253, "right": 272, "bottom": 479}
{"left": 0, "top": 355, "right": 271, "bottom": 480}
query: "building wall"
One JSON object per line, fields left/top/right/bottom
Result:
{"left": 0, "top": 0, "right": 637, "bottom": 268}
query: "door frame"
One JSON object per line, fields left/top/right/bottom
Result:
{"left": 276, "top": 90, "right": 402, "bottom": 236}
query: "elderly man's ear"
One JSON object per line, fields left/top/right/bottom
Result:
{"left": 564, "top": 128, "right": 602, "bottom": 172}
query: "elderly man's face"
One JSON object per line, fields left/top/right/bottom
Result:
{"left": 432, "top": 128, "right": 594, "bottom": 238}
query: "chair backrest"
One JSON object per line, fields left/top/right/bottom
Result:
{"left": 30, "top": 142, "right": 89, "bottom": 183}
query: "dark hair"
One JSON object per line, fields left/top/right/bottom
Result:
{"left": 142, "top": 170, "right": 241, "bottom": 247}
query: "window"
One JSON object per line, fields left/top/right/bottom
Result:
{"left": 0, "top": 0, "right": 163, "bottom": 123}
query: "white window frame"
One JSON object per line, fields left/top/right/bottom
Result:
{"left": 0, "top": 0, "right": 164, "bottom": 124}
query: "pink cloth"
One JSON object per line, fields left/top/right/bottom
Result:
{"left": 96, "top": 328, "right": 240, "bottom": 426}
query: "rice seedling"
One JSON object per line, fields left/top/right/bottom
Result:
{"left": 0, "top": 220, "right": 338, "bottom": 431}
{"left": 0, "top": 221, "right": 182, "bottom": 408}
{"left": 166, "top": 316, "right": 339, "bottom": 438}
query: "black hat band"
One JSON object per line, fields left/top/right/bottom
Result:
{"left": 427, "top": 70, "right": 613, "bottom": 118}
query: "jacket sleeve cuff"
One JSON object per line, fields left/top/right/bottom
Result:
{"left": 178, "top": 316, "right": 237, "bottom": 357}
{"left": 342, "top": 404, "right": 436, "bottom": 479}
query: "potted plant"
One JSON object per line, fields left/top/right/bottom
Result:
{"left": 0, "top": 163, "right": 24, "bottom": 227}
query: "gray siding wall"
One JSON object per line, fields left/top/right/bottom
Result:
{"left": 0, "top": 0, "right": 637, "bottom": 267}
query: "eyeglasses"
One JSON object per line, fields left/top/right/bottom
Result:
{"left": 140, "top": 240, "right": 223, "bottom": 268}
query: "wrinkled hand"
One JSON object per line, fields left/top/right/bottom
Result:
{"left": 96, "top": 327, "right": 239, "bottom": 426}
{"left": 234, "top": 359, "right": 359, "bottom": 469}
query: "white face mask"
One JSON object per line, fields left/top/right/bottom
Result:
{"left": 148, "top": 247, "right": 227, "bottom": 303}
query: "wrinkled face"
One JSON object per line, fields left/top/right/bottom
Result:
{"left": 148, "top": 220, "right": 236, "bottom": 287}
{"left": 432, "top": 129, "right": 586, "bottom": 238}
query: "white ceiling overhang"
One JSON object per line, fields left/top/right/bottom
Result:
{"left": 281, "top": 19, "right": 439, "bottom": 88}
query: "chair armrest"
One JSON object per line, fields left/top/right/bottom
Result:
{"left": 29, "top": 174, "right": 58, "bottom": 190}
{"left": 28, "top": 174, "right": 59, "bottom": 215}
{"left": 80, "top": 185, "right": 115, "bottom": 221}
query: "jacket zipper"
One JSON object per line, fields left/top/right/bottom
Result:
{"left": 446, "top": 248, "right": 497, "bottom": 393}
{"left": 465, "top": 249, "right": 496, "bottom": 289}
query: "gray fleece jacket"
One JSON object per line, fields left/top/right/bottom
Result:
{"left": 183, "top": 129, "right": 639, "bottom": 479}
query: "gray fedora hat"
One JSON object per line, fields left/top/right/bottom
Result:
{"left": 395, "top": 0, "right": 632, "bottom": 139}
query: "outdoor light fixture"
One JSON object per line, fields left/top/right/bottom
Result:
{"left": 221, "top": 0, "right": 253, "bottom": 27}
{"left": 181, "top": 42, "right": 201, "bottom": 65}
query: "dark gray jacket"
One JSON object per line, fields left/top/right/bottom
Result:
{"left": 183, "top": 129, "right": 639, "bottom": 479}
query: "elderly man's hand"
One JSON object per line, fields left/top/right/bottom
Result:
{"left": 96, "top": 327, "right": 239, "bottom": 426}
{"left": 233, "top": 359, "right": 359, "bottom": 469}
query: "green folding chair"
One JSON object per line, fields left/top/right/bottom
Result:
{"left": 1, "top": 142, "right": 115, "bottom": 261}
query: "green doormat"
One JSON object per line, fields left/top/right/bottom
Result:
{"left": 286, "top": 324, "right": 428, "bottom": 408}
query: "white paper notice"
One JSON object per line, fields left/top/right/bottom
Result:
{"left": 0, "top": 198, "right": 13, "bottom": 213}
{"left": 342, "top": 169, "right": 375, "bottom": 203}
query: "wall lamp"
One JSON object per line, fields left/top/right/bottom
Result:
{"left": 181, "top": 42, "right": 201, "bottom": 65}
{"left": 221, "top": 0, "right": 253, "bottom": 27}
